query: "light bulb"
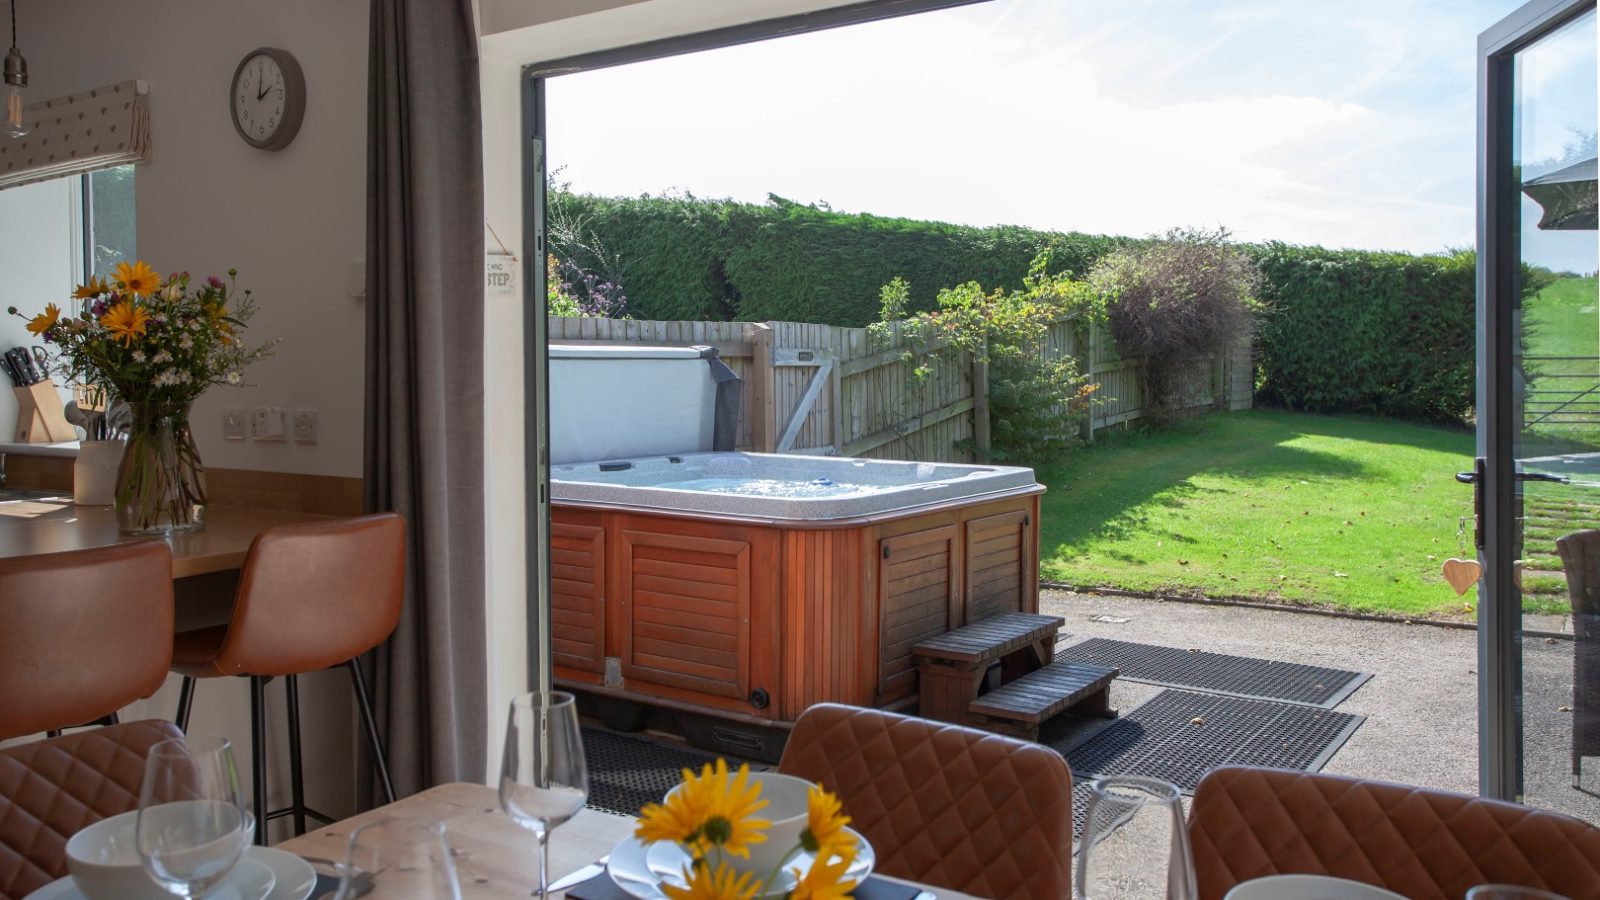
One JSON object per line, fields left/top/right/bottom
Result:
{"left": 1, "top": 81, "right": 25, "bottom": 138}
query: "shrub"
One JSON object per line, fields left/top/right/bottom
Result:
{"left": 1090, "top": 228, "right": 1261, "bottom": 422}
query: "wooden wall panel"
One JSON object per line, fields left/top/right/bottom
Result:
{"left": 551, "top": 518, "right": 605, "bottom": 673}
{"left": 876, "top": 523, "right": 958, "bottom": 701}
{"left": 618, "top": 527, "right": 752, "bottom": 702}
{"left": 778, "top": 529, "right": 871, "bottom": 720}
{"left": 964, "top": 509, "right": 1031, "bottom": 623}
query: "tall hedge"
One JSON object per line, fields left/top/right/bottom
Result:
{"left": 551, "top": 191, "right": 1479, "bottom": 422}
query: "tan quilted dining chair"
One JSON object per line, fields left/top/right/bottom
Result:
{"left": 1187, "top": 766, "right": 1600, "bottom": 900}
{"left": 778, "top": 703, "right": 1074, "bottom": 900}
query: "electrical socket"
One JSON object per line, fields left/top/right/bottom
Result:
{"left": 292, "top": 409, "right": 319, "bottom": 443}
{"left": 251, "top": 406, "right": 287, "bottom": 441}
{"left": 222, "top": 408, "right": 246, "bottom": 440}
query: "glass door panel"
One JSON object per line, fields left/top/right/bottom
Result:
{"left": 1502, "top": 5, "right": 1598, "bottom": 818}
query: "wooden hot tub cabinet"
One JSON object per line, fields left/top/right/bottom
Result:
{"left": 550, "top": 485, "right": 1043, "bottom": 727}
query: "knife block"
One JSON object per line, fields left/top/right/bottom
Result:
{"left": 14, "top": 381, "right": 76, "bottom": 443}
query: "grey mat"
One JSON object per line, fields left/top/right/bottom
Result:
{"left": 1051, "top": 689, "right": 1365, "bottom": 794}
{"left": 582, "top": 728, "right": 721, "bottom": 817}
{"left": 1058, "top": 637, "right": 1371, "bottom": 708}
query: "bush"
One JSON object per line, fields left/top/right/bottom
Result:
{"left": 1250, "top": 245, "right": 1475, "bottom": 421}
{"left": 1090, "top": 228, "right": 1261, "bottom": 422}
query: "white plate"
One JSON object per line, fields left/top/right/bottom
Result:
{"left": 607, "top": 828, "right": 875, "bottom": 900}
{"left": 1225, "top": 875, "right": 1409, "bottom": 900}
{"left": 34, "top": 847, "right": 314, "bottom": 900}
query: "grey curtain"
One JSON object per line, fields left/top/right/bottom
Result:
{"left": 364, "top": 0, "right": 486, "bottom": 795}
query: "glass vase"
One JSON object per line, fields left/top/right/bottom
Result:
{"left": 116, "top": 401, "right": 208, "bottom": 535}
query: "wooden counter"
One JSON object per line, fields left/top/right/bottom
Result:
{"left": 0, "top": 494, "right": 332, "bottom": 578}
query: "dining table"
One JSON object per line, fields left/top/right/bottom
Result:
{"left": 277, "top": 782, "right": 980, "bottom": 900}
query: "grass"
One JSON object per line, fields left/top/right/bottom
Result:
{"left": 1036, "top": 409, "right": 1479, "bottom": 617}
{"left": 1523, "top": 275, "right": 1600, "bottom": 454}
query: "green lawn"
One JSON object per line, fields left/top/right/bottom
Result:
{"left": 1523, "top": 275, "right": 1600, "bottom": 455}
{"left": 1036, "top": 409, "right": 1480, "bottom": 617}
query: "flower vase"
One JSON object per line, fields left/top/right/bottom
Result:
{"left": 73, "top": 439, "right": 124, "bottom": 506}
{"left": 116, "top": 401, "right": 207, "bottom": 535}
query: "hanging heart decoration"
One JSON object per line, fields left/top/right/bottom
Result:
{"left": 1442, "top": 557, "right": 1482, "bottom": 595}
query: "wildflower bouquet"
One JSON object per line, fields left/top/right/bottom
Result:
{"left": 8, "top": 261, "right": 274, "bottom": 534}
{"left": 635, "top": 760, "right": 861, "bottom": 900}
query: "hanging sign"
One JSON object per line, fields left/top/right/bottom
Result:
{"left": 486, "top": 254, "right": 518, "bottom": 296}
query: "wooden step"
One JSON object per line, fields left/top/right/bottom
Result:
{"left": 912, "top": 612, "right": 1065, "bottom": 666}
{"left": 969, "top": 661, "right": 1119, "bottom": 727}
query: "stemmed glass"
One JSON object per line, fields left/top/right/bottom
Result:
{"left": 499, "top": 691, "right": 589, "bottom": 898}
{"left": 1075, "top": 776, "right": 1197, "bottom": 900}
{"left": 335, "top": 819, "right": 462, "bottom": 899}
{"left": 136, "top": 736, "right": 252, "bottom": 898}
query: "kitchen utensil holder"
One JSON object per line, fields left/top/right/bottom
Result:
{"left": 14, "top": 381, "right": 76, "bottom": 442}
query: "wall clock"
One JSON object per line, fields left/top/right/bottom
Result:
{"left": 229, "top": 47, "right": 306, "bottom": 151}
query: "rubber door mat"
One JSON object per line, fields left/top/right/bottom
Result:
{"left": 582, "top": 728, "right": 722, "bottom": 817}
{"left": 1058, "top": 637, "right": 1371, "bottom": 708}
{"left": 1052, "top": 689, "right": 1364, "bottom": 794}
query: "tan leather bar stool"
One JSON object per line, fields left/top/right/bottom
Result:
{"left": 170, "top": 512, "right": 405, "bottom": 844}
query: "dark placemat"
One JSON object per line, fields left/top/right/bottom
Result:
{"left": 1057, "top": 638, "right": 1371, "bottom": 709}
{"left": 567, "top": 872, "right": 920, "bottom": 900}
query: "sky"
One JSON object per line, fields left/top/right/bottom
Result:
{"left": 548, "top": 0, "right": 1597, "bottom": 270}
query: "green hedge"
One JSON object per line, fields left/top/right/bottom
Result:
{"left": 552, "top": 192, "right": 1478, "bottom": 422}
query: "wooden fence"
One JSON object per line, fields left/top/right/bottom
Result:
{"left": 547, "top": 316, "right": 1252, "bottom": 464}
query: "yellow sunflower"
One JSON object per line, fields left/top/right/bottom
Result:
{"left": 800, "top": 786, "right": 854, "bottom": 859}
{"left": 71, "top": 276, "right": 109, "bottom": 300}
{"left": 25, "top": 303, "right": 60, "bottom": 336}
{"left": 698, "top": 760, "right": 770, "bottom": 859}
{"left": 637, "top": 766, "right": 718, "bottom": 851}
{"left": 111, "top": 260, "right": 161, "bottom": 296}
{"left": 789, "top": 849, "right": 858, "bottom": 900}
{"left": 662, "top": 862, "right": 759, "bottom": 900}
{"left": 102, "top": 300, "right": 151, "bottom": 347}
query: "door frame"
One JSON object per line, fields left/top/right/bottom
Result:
{"left": 1475, "top": 0, "right": 1596, "bottom": 801}
{"left": 518, "top": 0, "right": 994, "bottom": 694}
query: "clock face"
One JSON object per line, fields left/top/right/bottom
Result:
{"left": 230, "top": 48, "right": 305, "bottom": 150}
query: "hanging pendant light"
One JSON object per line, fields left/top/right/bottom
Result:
{"left": 3, "top": 0, "right": 29, "bottom": 139}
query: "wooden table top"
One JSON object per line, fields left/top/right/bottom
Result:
{"left": 0, "top": 494, "right": 330, "bottom": 578}
{"left": 277, "top": 782, "right": 974, "bottom": 899}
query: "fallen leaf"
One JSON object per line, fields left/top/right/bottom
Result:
{"left": 1333, "top": 572, "right": 1349, "bottom": 578}
{"left": 1178, "top": 559, "right": 1190, "bottom": 565}
{"left": 1560, "top": 705, "right": 1573, "bottom": 712}
{"left": 1189, "top": 716, "right": 1205, "bottom": 725}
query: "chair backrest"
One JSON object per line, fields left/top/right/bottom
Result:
{"left": 1187, "top": 766, "right": 1600, "bottom": 900}
{"left": 1559, "top": 529, "right": 1600, "bottom": 618}
{"left": 0, "top": 719, "right": 183, "bottom": 900}
{"left": 778, "top": 703, "right": 1074, "bottom": 900}
{"left": 1558, "top": 529, "right": 1600, "bottom": 762}
{"left": 208, "top": 512, "right": 406, "bottom": 676}
{"left": 0, "top": 540, "right": 173, "bottom": 739}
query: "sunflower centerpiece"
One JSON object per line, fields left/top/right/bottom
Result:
{"left": 635, "top": 760, "right": 862, "bottom": 900}
{"left": 9, "top": 261, "right": 274, "bottom": 535}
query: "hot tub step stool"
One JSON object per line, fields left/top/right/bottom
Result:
{"left": 914, "top": 612, "right": 1116, "bottom": 738}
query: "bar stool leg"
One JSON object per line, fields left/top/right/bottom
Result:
{"left": 248, "top": 676, "right": 268, "bottom": 846}
{"left": 284, "top": 674, "right": 308, "bottom": 836}
{"left": 175, "top": 677, "right": 195, "bottom": 733}
{"left": 346, "top": 659, "right": 397, "bottom": 805}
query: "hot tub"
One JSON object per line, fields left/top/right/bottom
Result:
{"left": 549, "top": 450, "right": 1044, "bottom": 747}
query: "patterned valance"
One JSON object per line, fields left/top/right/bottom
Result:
{"left": 0, "top": 80, "right": 150, "bottom": 191}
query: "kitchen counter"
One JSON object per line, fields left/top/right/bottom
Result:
{"left": 0, "top": 440, "right": 79, "bottom": 457}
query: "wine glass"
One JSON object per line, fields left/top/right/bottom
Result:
{"left": 499, "top": 691, "right": 589, "bottom": 898}
{"left": 336, "top": 818, "right": 461, "bottom": 899}
{"left": 136, "top": 736, "right": 252, "bottom": 898}
{"left": 1075, "top": 776, "right": 1197, "bottom": 900}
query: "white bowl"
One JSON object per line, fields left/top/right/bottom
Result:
{"left": 665, "top": 771, "right": 816, "bottom": 879}
{"left": 1226, "top": 875, "right": 1408, "bottom": 900}
{"left": 65, "top": 807, "right": 254, "bottom": 900}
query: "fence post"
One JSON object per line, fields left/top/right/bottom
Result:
{"left": 747, "top": 323, "right": 777, "bottom": 452}
{"left": 1080, "top": 322, "right": 1097, "bottom": 443}
{"left": 972, "top": 345, "right": 991, "bottom": 463}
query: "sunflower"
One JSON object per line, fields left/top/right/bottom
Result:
{"left": 102, "top": 300, "right": 151, "bottom": 347}
{"left": 799, "top": 787, "right": 854, "bottom": 859}
{"left": 111, "top": 260, "right": 161, "bottom": 296}
{"left": 71, "top": 276, "right": 109, "bottom": 300}
{"left": 25, "top": 303, "right": 60, "bottom": 337}
{"left": 789, "top": 849, "right": 858, "bottom": 900}
{"left": 662, "top": 862, "right": 759, "bottom": 900}
{"left": 697, "top": 760, "right": 770, "bottom": 859}
{"left": 637, "top": 766, "right": 718, "bottom": 851}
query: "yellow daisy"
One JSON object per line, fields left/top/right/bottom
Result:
{"left": 637, "top": 766, "right": 718, "bottom": 851}
{"left": 71, "top": 277, "right": 108, "bottom": 300}
{"left": 789, "top": 849, "right": 858, "bottom": 900}
{"left": 111, "top": 260, "right": 161, "bottom": 296}
{"left": 698, "top": 760, "right": 770, "bottom": 860}
{"left": 25, "top": 303, "right": 60, "bottom": 336}
{"left": 662, "top": 862, "right": 759, "bottom": 900}
{"left": 800, "top": 786, "right": 854, "bottom": 860}
{"left": 102, "top": 300, "right": 151, "bottom": 347}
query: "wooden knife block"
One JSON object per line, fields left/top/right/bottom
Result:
{"left": 14, "top": 381, "right": 76, "bottom": 443}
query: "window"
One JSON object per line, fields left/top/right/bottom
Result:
{"left": 84, "top": 165, "right": 136, "bottom": 278}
